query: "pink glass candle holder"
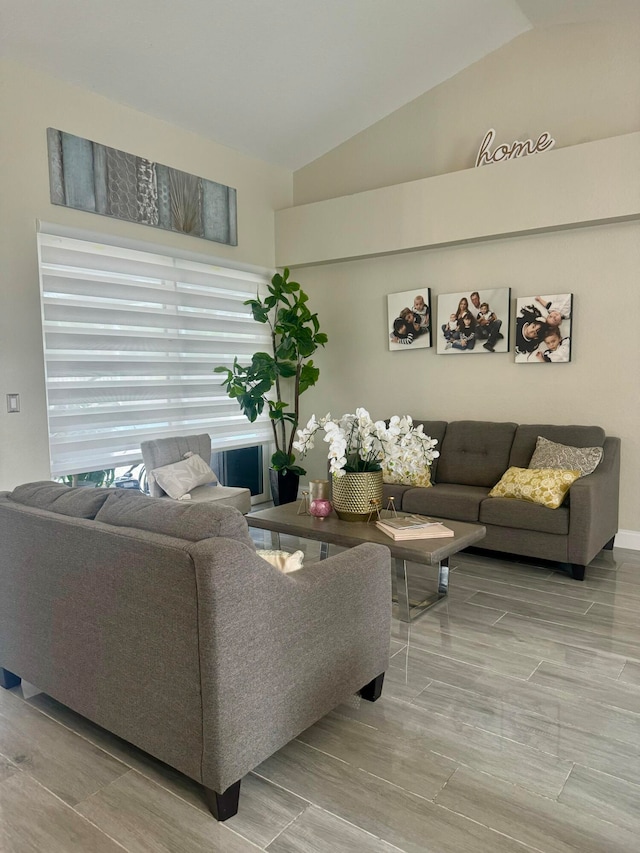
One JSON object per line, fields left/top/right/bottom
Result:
{"left": 309, "top": 498, "right": 332, "bottom": 519}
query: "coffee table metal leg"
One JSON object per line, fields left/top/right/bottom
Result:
{"left": 394, "top": 557, "right": 450, "bottom": 623}
{"left": 319, "top": 541, "right": 329, "bottom": 560}
{"left": 438, "top": 558, "right": 450, "bottom": 596}
{"left": 270, "top": 531, "right": 281, "bottom": 549}
{"left": 394, "top": 558, "right": 411, "bottom": 623}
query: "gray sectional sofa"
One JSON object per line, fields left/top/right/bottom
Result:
{"left": 383, "top": 421, "right": 620, "bottom": 580}
{"left": 0, "top": 482, "right": 391, "bottom": 820}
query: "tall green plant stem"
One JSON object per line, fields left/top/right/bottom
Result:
{"left": 289, "top": 365, "right": 301, "bottom": 459}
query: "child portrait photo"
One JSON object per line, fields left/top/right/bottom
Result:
{"left": 436, "top": 287, "right": 510, "bottom": 355}
{"left": 387, "top": 288, "right": 432, "bottom": 351}
{"left": 514, "top": 294, "right": 573, "bottom": 363}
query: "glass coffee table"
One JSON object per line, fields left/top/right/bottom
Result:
{"left": 247, "top": 503, "right": 486, "bottom": 623}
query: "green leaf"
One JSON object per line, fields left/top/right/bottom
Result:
{"left": 253, "top": 378, "right": 273, "bottom": 395}
{"left": 286, "top": 465, "right": 307, "bottom": 477}
{"left": 238, "top": 393, "right": 265, "bottom": 422}
{"left": 276, "top": 340, "right": 296, "bottom": 361}
{"left": 270, "top": 449, "right": 292, "bottom": 469}
{"left": 299, "top": 361, "right": 319, "bottom": 394}
{"left": 275, "top": 361, "right": 297, "bottom": 377}
{"left": 251, "top": 352, "right": 277, "bottom": 373}
{"left": 250, "top": 306, "right": 269, "bottom": 324}
{"left": 298, "top": 339, "right": 316, "bottom": 358}
{"left": 270, "top": 450, "right": 306, "bottom": 477}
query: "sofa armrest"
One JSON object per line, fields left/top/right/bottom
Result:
{"left": 189, "top": 538, "right": 391, "bottom": 792}
{"left": 567, "top": 436, "right": 620, "bottom": 565}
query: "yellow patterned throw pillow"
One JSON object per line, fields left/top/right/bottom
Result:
{"left": 489, "top": 467, "right": 580, "bottom": 509}
{"left": 382, "top": 461, "right": 432, "bottom": 488}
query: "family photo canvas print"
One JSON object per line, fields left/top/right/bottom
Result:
{"left": 514, "top": 294, "right": 573, "bottom": 363}
{"left": 387, "top": 288, "right": 432, "bottom": 351}
{"left": 436, "top": 288, "right": 510, "bottom": 354}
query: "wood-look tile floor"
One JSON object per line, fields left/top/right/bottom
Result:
{"left": 2, "top": 542, "right": 640, "bottom": 852}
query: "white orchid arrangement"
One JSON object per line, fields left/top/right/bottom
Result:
{"left": 293, "top": 408, "right": 439, "bottom": 478}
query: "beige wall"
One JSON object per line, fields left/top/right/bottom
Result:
{"left": 289, "top": 21, "right": 640, "bottom": 534}
{"left": 293, "top": 223, "right": 640, "bottom": 536}
{"left": 294, "top": 21, "right": 640, "bottom": 205}
{"left": 0, "top": 60, "right": 292, "bottom": 490}
{"left": 277, "top": 132, "right": 640, "bottom": 266}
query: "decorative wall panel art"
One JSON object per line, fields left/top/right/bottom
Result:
{"left": 514, "top": 294, "right": 573, "bottom": 363}
{"left": 46, "top": 129, "right": 237, "bottom": 246}
{"left": 436, "top": 288, "right": 510, "bottom": 355}
{"left": 387, "top": 288, "right": 432, "bottom": 351}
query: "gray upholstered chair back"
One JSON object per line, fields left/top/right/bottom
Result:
{"left": 141, "top": 434, "right": 212, "bottom": 497}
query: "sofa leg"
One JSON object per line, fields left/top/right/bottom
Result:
{"left": 570, "top": 564, "right": 586, "bottom": 581}
{"left": 359, "top": 673, "right": 385, "bottom": 702}
{"left": 204, "top": 780, "right": 241, "bottom": 821}
{"left": 603, "top": 536, "right": 616, "bottom": 551}
{"left": 0, "top": 668, "right": 21, "bottom": 689}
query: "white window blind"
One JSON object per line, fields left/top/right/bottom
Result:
{"left": 37, "top": 229, "right": 272, "bottom": 477}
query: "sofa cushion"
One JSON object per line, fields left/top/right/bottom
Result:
{"left": 402, "top": 483, "right": 490, "bottom": 522}
{"left": 95, "top": 490, "right": 255, "bottom": 546}
{"left": 489, "top": 467, "right": 579, "bottom": 509}
{"left": 509, "top": 424, "right": 606, "bottom": 469}
{"left": 436, "top": 421, "right": 517, "bottom": 488}
{"left": 529, "top": 436, "right": 603, "bottom": 478}
{"left": 479, "top": 496, "right": 569, "bottom": 535}
{"left": 8, "top": 481, "right": 114, "bottom": 519}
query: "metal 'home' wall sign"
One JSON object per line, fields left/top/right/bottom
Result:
{"left": 46, "top": 128, "right": 237, "bottom": 246}
{"left": 475, "top": 128, "right": 555, "bottom": 167}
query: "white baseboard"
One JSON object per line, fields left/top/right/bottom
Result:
{"left": 615, "top": 529, "right": 640, "bottom": 551}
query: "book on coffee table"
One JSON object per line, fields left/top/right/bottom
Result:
{"left": 377, "top": 514, "right": 437, "bottom": 529}
{"left": 375, "top": 519, "right": 454, "bottom": 540}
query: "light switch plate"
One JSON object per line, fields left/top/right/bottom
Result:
{"left": 7, "top": 394, "right": 20, "bottom": 413}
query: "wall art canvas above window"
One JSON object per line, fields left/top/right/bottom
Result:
{"left": 514, "top": 294, "right": 573, "bottom": 363}
{"left": 436, "top": 287, "right": 510, "bottom": 354}
{"left": 387, "top": 288, "right": 432, "bottom": 350}
{"left": 46, "top": 128, "right": 237, "bottom": 246}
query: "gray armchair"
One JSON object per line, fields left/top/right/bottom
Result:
{"left": 141, "top": 433, "right": 251, "bottom": 514}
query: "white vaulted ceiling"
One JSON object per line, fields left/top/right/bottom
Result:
{"left": 0, "top": 0, "right": 636, "bottom": 169}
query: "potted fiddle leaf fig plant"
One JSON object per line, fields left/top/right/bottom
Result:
{"left": 215, "top": 268, "right": 327, "bottom": 504}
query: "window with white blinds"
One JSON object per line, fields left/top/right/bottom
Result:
{"left": 37, "top": 229, "right": 273, "bottom": 477}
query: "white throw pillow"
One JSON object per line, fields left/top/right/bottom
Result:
{"left": 256, "top": 549, "right": 304, "bottom": 573}
{"left": 151, "top": 454, "right": 218, "bottom": 500}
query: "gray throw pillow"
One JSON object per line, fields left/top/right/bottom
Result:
{"left": 529, "top": 436, "right": 603, "bottom": 478}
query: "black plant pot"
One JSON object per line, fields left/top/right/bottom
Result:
{"left": 269, "top": 468, "right": 300, "bottom": 506}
